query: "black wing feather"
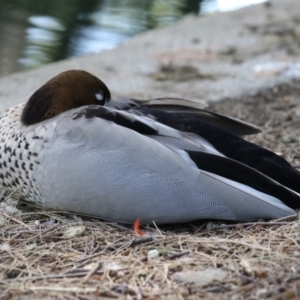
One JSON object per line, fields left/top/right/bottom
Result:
{"left": 135, "top": 107, "right": 300, "bottom": 196}
{"left": 186, "top": 151, "right": 300, "bottom": 209}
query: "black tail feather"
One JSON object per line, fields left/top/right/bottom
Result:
{"left": 139, "top": 108, "right": 300, "bottom": 198}
{"left": 187, "top": 151, "right": 300, "bottom": 210}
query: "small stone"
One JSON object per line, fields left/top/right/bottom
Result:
{"left": 0, "top": 213, "right": 8, "bottom": 227}
{"left": 63, "top": 225, "right": 86, "bottom": 238}
{"left": 1, "top": 242, "right": 10, "bottom": 250}
{"left": 148, "top": 249, "right": 159, "bottom": 259}
{"left": 5, "top": 206, "right": 22, "bottom": 215}
{"left": 25, "top": 243, "right": 37, "bottom": 251}
{"left": 282, "top": 135, "right": 298, "bottom": 143}
{"left": 173, "top": 268, "right": 228, "bottom": 286}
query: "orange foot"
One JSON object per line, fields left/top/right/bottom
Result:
{"left": 133, "top": 219, "right": 144, "bottom": 236}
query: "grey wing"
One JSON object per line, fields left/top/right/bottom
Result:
{"left": 34, "top": 111, "right": 295, "bottom": 224}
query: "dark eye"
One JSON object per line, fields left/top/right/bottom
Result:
{"left": 95, "top": 90, "right": 106, "bottom": 105}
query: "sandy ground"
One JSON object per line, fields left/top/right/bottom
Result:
{"left": 0, "top": 0, "right": 300, "bottom": 299}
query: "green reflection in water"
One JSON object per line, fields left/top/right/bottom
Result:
{"left": 0, "top": 0, "right": 201, "bottom": 77}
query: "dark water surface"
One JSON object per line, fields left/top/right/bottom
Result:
{"left": 0, "top": 0, "right": 264, "bottom": 77}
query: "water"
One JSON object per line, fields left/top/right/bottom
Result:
{"left": 0, "top": 0, "right": 266, "bottom": 77}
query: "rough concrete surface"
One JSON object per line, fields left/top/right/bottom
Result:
{"left": 0, "top": 0, "right": 300, "bottom": 114}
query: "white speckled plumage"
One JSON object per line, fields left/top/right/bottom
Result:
{"left": 0, "top": 70, "right": 299, "bottom": 224}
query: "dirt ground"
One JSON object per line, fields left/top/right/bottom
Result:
{"left": 1, "top": 80, "right": 300, "bottom": 300}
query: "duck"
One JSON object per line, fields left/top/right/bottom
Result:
{"left": 0, "top": 69, "right": 299, "bottom": 225}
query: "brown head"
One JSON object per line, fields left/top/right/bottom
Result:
{"left": 21, "top": 70, "right": 111, "bottom": 125}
